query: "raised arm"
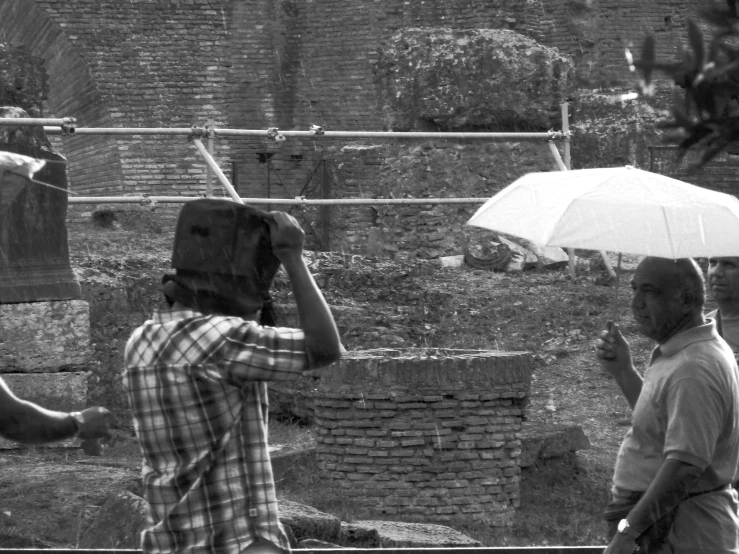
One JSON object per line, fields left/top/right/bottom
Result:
{"left": 0, "top": 377, "right": 111, "bottom": 444}
{"left": 268, "top": 211, "right": 342, "bottom": 369}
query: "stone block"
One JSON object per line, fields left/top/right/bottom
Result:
{"left": 278, "top": 499, "right": 341, "bottom": 543}
{"left": 317, "top": 349, "right": 532, "bottom": 391}
{"left": 439, "top": 255, "right": 464, "bottom": 268}
{"left": 0, "top": 371, "right": 88, "bottom": 449}
{"left": 0, "top": 300, "right": 92, "bottom": 373}
{"left": 349, "top": 520, "right": 481, "bottom": 548}
{"left": 0, "top": 107, "right": 80, "bottom": 303}
{"left": 519, "top": 422, "right": 591, "bottom": 468}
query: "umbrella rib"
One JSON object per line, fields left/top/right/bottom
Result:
{"left": 660, "top": 205, "right": 676, "bottom": 258}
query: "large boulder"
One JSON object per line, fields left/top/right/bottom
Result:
{"left": 348, "top": 521, "right": 482, "bottom": 548}
{"left": 79, "top": 491, "right": 149, "bottom": 549}
{"left": 519, "top": 422, "right": 591, "bottom": 468}
{"left": 376, "top": 28, "right": 575, "bottom": 131}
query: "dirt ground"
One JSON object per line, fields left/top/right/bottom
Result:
{"left": 1, "top": 220, "right": 716, "bottom": 548}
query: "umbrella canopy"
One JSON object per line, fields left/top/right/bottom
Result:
{"left": 467, "top": 166, "right": 739, "bottom": 259}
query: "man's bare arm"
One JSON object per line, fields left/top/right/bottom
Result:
{"left": 627, "top": 458, "right": 703, "bottom": 535}
{"left": 269, "top": 211, "right": 342, "bottom": 369}
{"left": 0, "top": 378, "right": 111, "bottom": 444}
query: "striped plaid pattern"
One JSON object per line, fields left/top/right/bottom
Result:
{"left": 123, "top": 307, "right": 307, "bottom": 554}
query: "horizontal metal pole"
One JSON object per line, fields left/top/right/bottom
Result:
{"left": 215, "top": 130, "right": 562, "bottom": 140}
{"left": 0, "top": 546, "right": 605, "bottom": 554}
{"left": 42, "top": 126, "right": 561, "bottom": 140}
{"left": 68, "top": 196, "right": 488, "bottom": 206}
{"left": 0, "top": 117, "right": 74, "bottom": 126}
{"left": 44, "top": 126, "right": 196, "bottom": 136}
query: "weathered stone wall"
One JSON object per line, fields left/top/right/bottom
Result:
{"left": 313, "top": 350, "right": 532, "bottom": 526}
{"left": 543, "top": 0, "right": 710, "bottom": 87}
{"left": 376, "top": 28, "right": 575, "bottom": 131}
{"left": 0, "top": 43, "right": 46, "bottom": 112}
{"left": 0, "top": 0, "right": 704, "bottom": 192}
{"left": 569, "top": 91, "right": 670, "bottom": 170}
{"left": 0, "top": 300, "right": 92, "bottom": 373}
{"left": 650, "top": 147, "right": 739, "bottom": 196}
{"left": 375, "top": 141, "right": 558, "bottom": 259}
{"left": 0, "top": 0, "right": 726, "bottom": 258}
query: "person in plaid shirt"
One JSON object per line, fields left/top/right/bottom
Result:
{"left": 124, "top": 199, "right": 342, "bottom": 554}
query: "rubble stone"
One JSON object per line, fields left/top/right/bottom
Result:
{"left": 376, "top": 28, "right": 575, "bottom": 131}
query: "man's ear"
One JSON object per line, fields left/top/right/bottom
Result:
{"left": 680, "top": 289, "right": 697, "bottom": 311}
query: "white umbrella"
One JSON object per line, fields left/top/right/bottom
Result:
{"left": 467, "top": 166, "right": 739, "bottom": 259}
{"left": 467, "top": 166, "right": 739, "bottom": 320}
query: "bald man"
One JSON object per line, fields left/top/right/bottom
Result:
{"left": 596, "top": 257, "right": 739, "bottom": 554}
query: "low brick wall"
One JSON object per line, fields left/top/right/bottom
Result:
{"left": 313, "top": 349, "right": 532, "bottom": 526}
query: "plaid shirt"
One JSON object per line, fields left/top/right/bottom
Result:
{"left": 123, "top": 307, "right": 307, "bottom": 554}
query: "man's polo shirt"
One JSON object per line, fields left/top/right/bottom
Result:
{"left": 613, "top": 321, "right": 739, "bottom": 493}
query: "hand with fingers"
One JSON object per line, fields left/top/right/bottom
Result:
{"left": 596, "top": 321, "right": 642, "bottom": 408}
{"left": 596, "top": 321, "right": 634, "bottom": 377}
{"left": 74, "top": 406, "right": 113, "bottom": 441}
{"left": 72, "top": 406, "right": 113, "bottom": 457}
{"left": 603, "top": 532, "right": 639, "bottom": 554}
{"left": 268, "top": 211, "right": 305, "bottom": 263}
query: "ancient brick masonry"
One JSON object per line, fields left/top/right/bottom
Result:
{"left": 313, "top": 350, "right": 532, "bottom": 526}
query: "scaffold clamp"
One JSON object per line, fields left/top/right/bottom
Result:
{"left": 188, "top": 125, "right": 207, "bottom": 140}
{"left": 309, "top": 124, "right": 324, "bottom": 136}
{"left": 61, "top": 117, "right": 77, "bottom": 135}
{"left": 139, "top": 193, "right": 157, "bottom": 208}
{"left": 267, "top": 127, "right": 286, "bottom": 142}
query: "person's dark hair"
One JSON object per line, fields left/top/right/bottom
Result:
{"left": 675, "top": 258, "right": 706, "bottom": 309}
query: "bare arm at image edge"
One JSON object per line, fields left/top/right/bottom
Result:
{"left": 0, "top": 377, "right": 111, "bottom": 444}
{"left": 269, "top": 211, "right": 343, "bottom": 369}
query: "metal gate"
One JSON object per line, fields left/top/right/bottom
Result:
{"left": 233, "top": 152, "right": 331, "bottom": 251}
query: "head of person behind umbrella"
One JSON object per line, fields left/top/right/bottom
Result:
{"left": 707, "top": 257, "right": 739, "bottom": 355}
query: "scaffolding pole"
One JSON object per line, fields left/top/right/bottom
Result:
{"left": 191, "top": 138, "right": 244, "bottom": 204}
{"left": 547, "top": 120, "right": 616, "bottom": 280}
{"left": 27, "top": 121, "right": 564, "bottom": 141}
{"left": 67, "top": 196, "right": 488, "bottom": 206}
{"left": 8, "top": 115, "right": 584, "bottom": 274}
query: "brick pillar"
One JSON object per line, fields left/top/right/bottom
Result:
{"left": 313, "top": 349, "right": 532, "bottom": 527}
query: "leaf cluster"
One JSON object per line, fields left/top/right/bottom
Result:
{"left": 628, "top": 1, "right": 739, "bottom": 165}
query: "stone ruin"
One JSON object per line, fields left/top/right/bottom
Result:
{"left": 0, "top": 46, "right": 93, "bottom": 449}
{"left": 312, "top": 348, "right": 531, "bottom": 526}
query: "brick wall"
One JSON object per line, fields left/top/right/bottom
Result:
{"left": 0, "top": 0, "right": 717, "bottom": 254}
{"left": 650, "top": 147, "right": 739, "bottom": 196}
{"left": 314, "top": 349, "right": 532, "bottom": 525}
{"left": 541, "top": 0, "right": 712, "bottom": 87}
{"left": 3, "top": 0, "right": 707, "bottom": 177}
